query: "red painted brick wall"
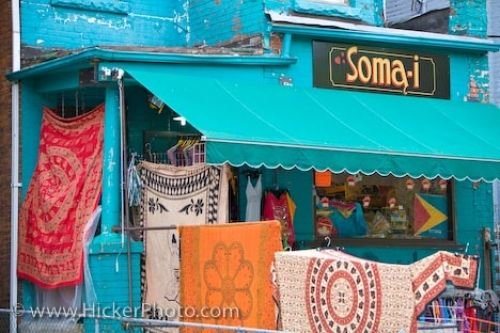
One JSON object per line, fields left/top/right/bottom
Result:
{"left": 0, "top": 1, "right": 12, "bottom": 309}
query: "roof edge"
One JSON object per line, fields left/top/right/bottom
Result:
{"left": 269, "top": 12, "right": 500, "bottom": 53}
{"left": 6, "top": 47, "right": 297, "bottom": 81}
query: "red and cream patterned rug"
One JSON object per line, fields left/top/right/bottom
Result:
{"left": 274, "top": 249, "right": 477, "bottom": 333}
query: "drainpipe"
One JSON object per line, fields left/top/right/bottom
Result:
{"left": 11, "top": 0, "right": 21, "bottom": 332}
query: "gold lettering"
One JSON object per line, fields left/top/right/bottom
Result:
{"left": 346, "top": 47, "right": 358, "bottom": 83}
{"left": 391, "top": 60, "right": 409, "bottom": 93}
{"left": 341, "top": 47, "right": 423, "bottom": 94}
{"left": 413, "top": 55, "right": 420, "bottom": 89}
{"left": 358, "top": 56, "right": 372, "bottom": 84}
{"left": 372, "top": 57, "right": 391, "bottom": 86}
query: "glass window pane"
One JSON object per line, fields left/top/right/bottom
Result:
{"left": 314, "top": 172, "right": 452, "bottom": 240}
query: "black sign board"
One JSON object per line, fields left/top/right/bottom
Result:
{"left": 313, "top": 41, "right": 450, "bottom": 99}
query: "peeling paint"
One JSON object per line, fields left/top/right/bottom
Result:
{"left": 106, "top": 149, "right": 116, "bottom": 173}
{"left": 449, "top": 0, "right": 487, "bottom": 37}
{"left": 128, "top": 13, "right": 175, "bottom": 22}
{"left": 50, "top": 0, "right": 129, "bottom": 15}
{"left": 466, "top": 57, "right": 490, "bottom": 103}
{"left": 233, "top": 16, "right": 242, "bottom": 32}
{"left": 22, "top": 0, "right": 188, "bottom": 48}
{"left": 292, "top": 0, "right": 362, "bottom": 22}
{"left": 184, "top": 0, "right": 191, "bottom": 44}
{"left": 53, "top": 11, "right": 131, "bottom": 30}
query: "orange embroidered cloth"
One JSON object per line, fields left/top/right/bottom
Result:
{"left": 18, "top": 104, "right": 104, "bottom": 288}
{"left": 179, "top": 221, "right": 283, "bottom": 332}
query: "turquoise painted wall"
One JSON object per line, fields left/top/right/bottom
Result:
{"left": 21, "top": 0, "right": 189, "bottom": 48}
{"left": 449, "top": 0, "right": 491, "bottom": 104}
{"left": 264, "top": 0, "right": 384, "bottom": 26}
{"left": 355, "top": 0, "right": 384, "bottom": 26}
{"left": 187, "top": 0, "right": 266, "bottom": 47}
{"left": 21, "top": 0, "right": 387, "bottom": 50}
{"left": 450, "top": 0, "right": 488, "bottom": 38}
{"left": 21, "top": 82, "right": 55, "bottom": 199}
{"left": 20, "top": 81, "right": 50, "bottom": 310}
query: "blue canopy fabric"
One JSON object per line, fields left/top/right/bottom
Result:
{"left": 123, "top": 63, "right": 500, "bottom": 182}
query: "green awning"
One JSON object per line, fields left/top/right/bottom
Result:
{"left": 122, "top": 63, "right": 500, "bottom": 182}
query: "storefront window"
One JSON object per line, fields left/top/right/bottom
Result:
{"left": 314, "top": 172, "right": 453, "bottom": 241}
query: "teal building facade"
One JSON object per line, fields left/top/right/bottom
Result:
{"left": 8, "top": 0, "right": 500, "bottom": 331}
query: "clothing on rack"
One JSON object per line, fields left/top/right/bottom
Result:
{"left": 330, "top": 201, "right": 368, "bottom": 237}
{"left": 127, "top": 154, "right": 142, "bottom": 207}
{"left": 227, "top": 167, "right": 239, "bottom": 221}
{"left": 263, "top": 190, "right": 296, "bottom": 249}
{"left": 245, "top": 174, "right": 263, "bottom": 221}
{"left": 166, "top": 137, "right": 202, "bottom": 167}
{"left": 425, "top": 286, "right": 500, "bottom": 333}
{"left": 316, "top": 198, "right": 368, "bottom": 238}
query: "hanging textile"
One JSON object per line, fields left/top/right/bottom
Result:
{"left": 274, "top": 249, "right": 478, "bottom": 333}
{"left": 21, "top": 207, "right": 102, "bottom": 333}
{"left": 128, "top": 154, "right": 142, "bottom": 207}
{"left": 263, "top": 191, "right": 296, "bottom": 248}
{"left": 179, "top": 221, "right": 283, "bottom": 332}
{"left": 18, "top": 104, "right": 104, "bottom": 288}
{"left": 140, "top": 161, "right": 229, "bottom": 331}
{"left": 245, "top": 175, "right": 262, "bottom": 221}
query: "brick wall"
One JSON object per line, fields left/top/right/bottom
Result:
{"left": 488, "top": 0, "right": 500, "bottom": 106}
{"left": 0, "top": 0, "right": 12, "bottom": 309}
{"left": 187, "top": 0, "right": 265, "bottom": 47}
{"left": 21, "top": 0, "right": 188, "bottom": 49}
{"left": 450, "top": 0, "right": 488, "bottom": 37}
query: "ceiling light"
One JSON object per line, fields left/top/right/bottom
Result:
{"left": 173, "top": 116, "right": 186, "bottom": 126}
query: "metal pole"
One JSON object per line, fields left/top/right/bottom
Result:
{"left": 120, "top": 317, "right": 286, "bottom": 333}
{"left": 112, "top": 225, "right": 177, "bottom": 232}
{"left": 11, "top": 0, "right": 21, "bottom": 331}
{"left": 117, "top": 74, "right": 134, "bottom": 313}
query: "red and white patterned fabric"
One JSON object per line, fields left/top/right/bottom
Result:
{"left": 18, "top": 104, "right": 104, "bottom": 288}
{"left": 274, "top": 249, "right": 478, "bottom": 333}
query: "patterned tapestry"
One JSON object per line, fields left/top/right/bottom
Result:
{"left": 18, "top": 104, "right": 104, "bottom": 288}
{"left": 140, "top": 161, "right": 229, "bottom": 330}
{"left": 274, "top": 249, "right": 478, "bottom": 333}
{"left": 178, "top": 221, "right": 283, "bottom": 332}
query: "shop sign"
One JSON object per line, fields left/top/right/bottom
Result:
{"left": 313, "top": 41, "right": 450, "bottom": 99}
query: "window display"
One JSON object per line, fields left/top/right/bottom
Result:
{"left": 314, "top": 172, "right": 452, "bottom": 240}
